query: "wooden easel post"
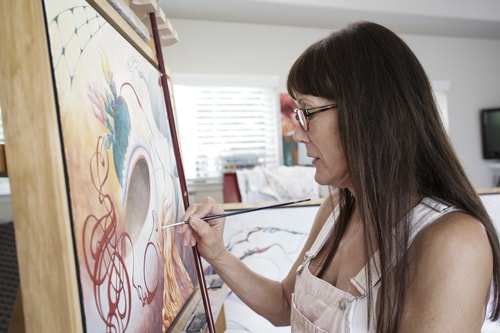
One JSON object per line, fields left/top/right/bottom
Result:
{"left": 148, "top": 11, "right": 216, "bottom": 333}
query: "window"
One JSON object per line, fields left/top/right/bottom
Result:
{"left": 172, "top": 75, "right": 281, "bottom": 181}
{"left": 432, "top": 80, "right": 450, "bottom": 133}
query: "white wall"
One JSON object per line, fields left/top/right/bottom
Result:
{"left": 404, "top": 35, "right": 500, "bottom": 188}
{"left": 163, "top": 19, "right": 500, "bottom": 189}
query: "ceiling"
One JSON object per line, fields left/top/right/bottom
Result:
{"left": 159, "top": 0, "right": 500, "bottom": 40}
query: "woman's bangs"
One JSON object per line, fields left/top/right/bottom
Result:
{"left": 287, "top": 38, "right": 337, "bottom": 100}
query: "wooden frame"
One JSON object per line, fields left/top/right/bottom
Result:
{"left": 0, "top": 0, "right": 83, "bottom": 330}
{"left": 0, "top": 0, "right": 214, "bottom": 332}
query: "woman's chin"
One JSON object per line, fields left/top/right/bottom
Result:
{"left": 313, "top": 172, "right": 328, "bottom": 186}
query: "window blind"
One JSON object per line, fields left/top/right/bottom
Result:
{"left": 173, "top": 81, "right": 281, "bottom": 181}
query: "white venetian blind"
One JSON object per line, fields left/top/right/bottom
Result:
{"left": 173, "top": 75, "right": 281, "bottom": 181}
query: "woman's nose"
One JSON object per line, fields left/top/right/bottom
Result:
{"left": 293, "top": 124, "right": 308, "bottom": 143}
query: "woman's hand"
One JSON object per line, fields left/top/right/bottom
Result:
{"left": 177, "top": 196, "right": 227, "bottom": 263}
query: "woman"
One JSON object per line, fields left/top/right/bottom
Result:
{"left": 178, "top": 21, "right": 500, "bottom": 332}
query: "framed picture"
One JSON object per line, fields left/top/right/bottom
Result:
{"left": 0, "top": 0, "right": 211, "bottom": 332}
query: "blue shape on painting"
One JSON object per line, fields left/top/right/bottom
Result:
{"left": 112, "top": 95, "right": 131, "bottom": 184}
{"left": 87, "top": 54, "right": 132, "bottom": 187}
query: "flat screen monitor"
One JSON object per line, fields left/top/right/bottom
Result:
{"left": 481, "top": 108, "right": 500, "bottom": 160}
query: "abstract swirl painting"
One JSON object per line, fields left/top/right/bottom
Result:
{"left": 43, "top": 0, "right": 198, "bottom": 331}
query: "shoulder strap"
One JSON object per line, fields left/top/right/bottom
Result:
{"left": 308, "top": 205, "right": 339, "bottom": 256}
{"left": 296, "top": 205, "right": 339, "bottom": 275}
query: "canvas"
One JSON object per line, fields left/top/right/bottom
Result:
{"left": 219, "top": 205, "right": 316, "bottom": 333}
{"left": 42, "top": 0, "right": 198, "bottom": 331}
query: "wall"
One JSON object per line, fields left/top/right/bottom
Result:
{"left": 163, "top": 19, "right": 500, "bottom": 189}
{"left": 404, "top": 35, "right": 500, "bottom": 188}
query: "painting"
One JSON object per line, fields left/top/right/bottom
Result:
{"left": 43, "top": 0, "right": 198, "bottom": 331}
{"left": 216, "top": 205, "right": 317, "bottom": 332}
{"left": 280, "top": 93, "right": 298, "bottom": 166}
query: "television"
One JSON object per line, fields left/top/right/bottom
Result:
{"left": 481, "top": 108, "right": 500, "bottom": 160}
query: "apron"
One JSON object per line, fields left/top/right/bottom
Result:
{"left": 290, "top": 197, "right": 459, "bottom": 333}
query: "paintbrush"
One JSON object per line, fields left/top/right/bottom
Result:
{"left": 162, "top": 198, "right": 311, "bottom": 229}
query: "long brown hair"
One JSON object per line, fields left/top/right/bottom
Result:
{"left": 287, "top": 21, "right": 500, "bottom": 333}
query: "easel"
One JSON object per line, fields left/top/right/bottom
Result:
{"left": 0, "top": 1, "right": 222, "bottom": 332}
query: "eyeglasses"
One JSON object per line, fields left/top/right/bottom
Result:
{"left": 293, "top": 103, "right": 338, "bottom": 132}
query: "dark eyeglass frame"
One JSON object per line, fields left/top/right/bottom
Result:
{"left": 293, "top": 103, "right": 338, "bottom": 132}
